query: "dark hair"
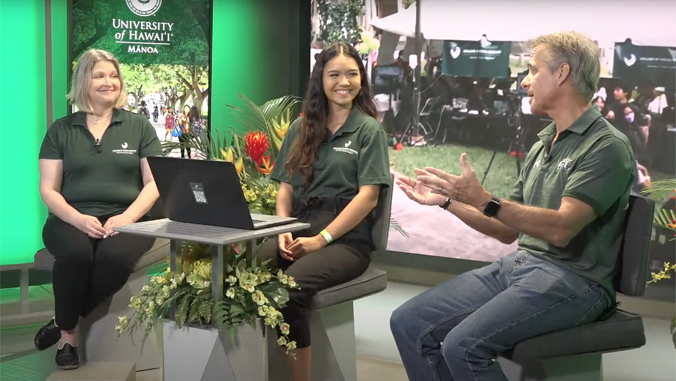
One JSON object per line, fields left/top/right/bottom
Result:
{"left": 614, "top": 82, "right": 633, "bottom": 96}
{"left": 286, "top": 42, "right": 377, "bottom": 188}
{"left": 188, "top": 105, "right": 200, "bottom": 122}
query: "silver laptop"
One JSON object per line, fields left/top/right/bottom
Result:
{"left": 147, "top": 156, "right": 297, "bottom": 230}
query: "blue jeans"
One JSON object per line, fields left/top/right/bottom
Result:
{"left": 390, "top": 250, "right": 609, "bottom": 381}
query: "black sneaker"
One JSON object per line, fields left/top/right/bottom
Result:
{"left": 34, "top": 319, "right": 61, "bottom": 351}
{"left": 55, "top": 343, "right": 80, "bottom": 370}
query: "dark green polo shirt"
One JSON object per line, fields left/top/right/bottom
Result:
{"left": 39, "top": 109, "right": 162, "bottom": 217}
{"left": 509, "top": 106, "right": 636, "bottom": 304}
{"left": 271, "top": 107, "right": 391, "bottom": 200}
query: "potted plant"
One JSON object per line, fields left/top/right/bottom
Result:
{"left": 641, "top": 179, "right": 676, "bottom": 348}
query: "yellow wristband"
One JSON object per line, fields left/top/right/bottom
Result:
{"left": 320, "top": 229, "right": 333, "bottom": 244}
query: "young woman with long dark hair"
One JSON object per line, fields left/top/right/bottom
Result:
{"left": 257, "top": 42, "right": 390, "bottom": 380}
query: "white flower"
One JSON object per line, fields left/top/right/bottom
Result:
{"left": 227, "top": 275, "right": 238, "bottom": 285}
{"left": 280, "top": 323, "right": 290, "bottom": 335}
{"left": 258, "top": 306, "right": 268, "bottom": 316}
{"left": 226, "top": 288, "right": 236, "bottom": 298}
{"left": 142, "top": 285, "right": 150, "bottom": 292}
{"left": 277, "top": 337, "right": 287, "bottom": 346}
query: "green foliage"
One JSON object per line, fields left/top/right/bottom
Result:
{"left": 316, "top": 0, "right": 364, "bottom": 45}
{"left": 72, "top": 0, "right": 209, "bottom": 65}
{"left": 641, "top": 179, "right": 676, "bottom": 233}
{"left": 117, "top": 240, "right": 300, "bottom": 354}
{"left": 162, "top": 94, "right": 300, "bottom": 180}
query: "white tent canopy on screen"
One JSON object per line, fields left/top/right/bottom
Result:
{"left": 371, "top": 0, "right": 676, "bottom": 48}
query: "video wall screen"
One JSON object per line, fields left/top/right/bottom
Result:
{"left": 69, "top": 0, "right": 212, "bottom": 158}
{"left": 310, "top": 1, "right": 675, "bottom": 265}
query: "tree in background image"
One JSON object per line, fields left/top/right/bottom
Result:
{"left": 120, "top": 64, "right": 208, "bottom": 112}
{"left": 314, "top": 0, "right": 364, "bottom": 46}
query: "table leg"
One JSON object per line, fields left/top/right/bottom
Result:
{"left": 212, "top": 245, "right": 224, "bottom": 302}
{"left": 170, "top": 239, "right": 181, "bottom": 272}
{"left": 247, "top": 240, "right": 255, "bottom": 259}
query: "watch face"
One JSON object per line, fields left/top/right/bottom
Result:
{"left": 484, "top": 198, "right": 501, "bottom": 217}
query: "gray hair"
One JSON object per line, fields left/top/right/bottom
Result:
{"left": 529, "top": 32, "right": 600, "bottom": 103}
{"left": 67, "top": 49, "right": 127, "bottom": 112}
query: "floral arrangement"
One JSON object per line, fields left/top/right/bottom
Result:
{"left": 116, "top": 243, "right": 300, "bottom": 354}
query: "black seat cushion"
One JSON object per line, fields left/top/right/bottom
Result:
{"left": 505, "top": 310, "right": 646, "bottom": 362}
{"left": 310, "top": 267, "right": 387, "bottom": 310}
{"left": 33, "top": 239, "right": 170, "bottom": 273}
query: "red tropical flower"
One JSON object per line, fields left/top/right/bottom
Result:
{"left": 244, "top": 131, "right": 270, "bottom": 166}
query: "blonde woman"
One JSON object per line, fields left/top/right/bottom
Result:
{"left": 34, "top": 49, "right": 162, "bottom": 369}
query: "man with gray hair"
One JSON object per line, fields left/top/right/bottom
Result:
{"left": 390, "top": 31, "right": 636, "bottom": 380}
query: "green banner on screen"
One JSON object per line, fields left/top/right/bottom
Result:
{"left": 613, "top": 42, "right": 676, "bottom": 89}
{"left": 442, "top": 40, "right": 511, "bottom": 79}
{"left": 72, "top": 0, "right": 210, "bottom": 66}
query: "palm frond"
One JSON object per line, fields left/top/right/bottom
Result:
{"left": 227, "top": 94, "right": 300, "bottom": 158}
{"left": 162, "top": 134, "right": 212, "bottom": 160}
{"left": 654, "top": 208, "right": 676, "bottom": 230}
{"left": 641, "top": 179, "right": 676, "bottom": 202}
{"left": 390, "top": 217, "right": 409, "bottom": 237}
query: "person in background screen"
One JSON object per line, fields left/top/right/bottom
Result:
{"left": 164, "top": 107, "right": 175, "bottom": 141}
{"left": 34, "top": 49, "right": 162, "bottom": 370}
{"left": 188, "top": 105, "right": 204, "bottom": 137}
{"left": 390, "top": 32, "right": 636, "bottom": 381}
{"left": 256, "top": 42, "right": 390, "bottom": 381}
{"left": 176, "top": 105, "right": 191, "bottom": 158}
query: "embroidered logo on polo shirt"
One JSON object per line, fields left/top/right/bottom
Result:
{"left": 112, "top": 141, "right": 137, "bottom": 155}
{"left": 333, "top": 140, "right": 358, "bottom": 155}
{"left": 557, "top": 158, "right": 573, "bottom": 171}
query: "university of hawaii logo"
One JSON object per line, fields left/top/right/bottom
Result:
{"left": 623, "top": 53, "right": 637, "bottom": 67}
{"left": 333, "top": 140, "right": 358, "bottom": 156}
{"left": 126, "top": 0, "right": 162, "bottom": 17}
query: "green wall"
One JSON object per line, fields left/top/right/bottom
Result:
{"left": 211, "top": 0, "right": 309, "bottom": 136}
{"left": 0, "top": 0, "right": 49, "bottom": 266}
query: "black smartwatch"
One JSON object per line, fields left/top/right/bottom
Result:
{"left": 483, "top": 195, "right": 501, "bottom": 217}
{"left": 439, "top": 198, "right": 452, "bottom": 210}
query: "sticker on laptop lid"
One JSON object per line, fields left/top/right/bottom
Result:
{"left": 190, "top": 182, "right": 208, "bottom": 204}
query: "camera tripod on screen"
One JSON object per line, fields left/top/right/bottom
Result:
{"left": 481, "top": 93, "right": 528, "bottom": 185}
{"left": 398, "top": 93, "right": 437, "bottom": 147}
